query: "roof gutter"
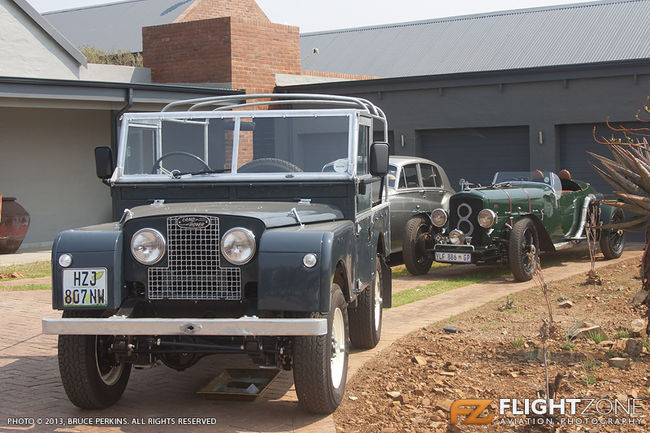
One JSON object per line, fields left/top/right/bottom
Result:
{"left": 0, "top": 75, "right": 242, "bottom": 95}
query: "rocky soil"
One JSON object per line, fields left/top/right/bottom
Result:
{"left": 334, "top": 257, "right": 649, "bottom": 432}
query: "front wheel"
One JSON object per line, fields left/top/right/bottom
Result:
{"left": 349, "top": 255, "right": 383, "bottom": 349}
{"left": 403, "top": 216, "right": 434, "bottom": 275}
{"left": 293, "top": 285, "right": 349, "bottom": 414}
{"left": 58, "top": 312, "right": 131, "bottom": 409}
{"left": 600, "top": 208, "right": 626, "bottom": 259}
{"left": 509, "top": 217, "right": 539, "bottom": 282}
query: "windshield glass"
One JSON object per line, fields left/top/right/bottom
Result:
{"left": 493, "top": 171, "right": 561, "bottom": 195}
{"left": 122, "top": 114, "right": 351, "bottom": 176}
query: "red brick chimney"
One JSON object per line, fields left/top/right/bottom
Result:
{"left": 142, "top": 0, "right": 300, "bottom": 94}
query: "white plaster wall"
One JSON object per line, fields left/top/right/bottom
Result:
{"left": 81, "top": 64, "right": 151, "bottom": 83}
{"left": 0, "top": 107, "right": 113, "bottom": 245}
{"left": 0, "top": 0, "right": 80, "bottom": 80}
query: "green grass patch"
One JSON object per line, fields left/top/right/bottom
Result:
{"left": 582, "top": 372, "right": 597, "bottom": 386}
{"left": 391, "top": 261, "right": 451, "bottom": 278}
{"left": 510, "top": 337, "right": 525, "bottom": 349}
{"left": 0, "top": 283, "right": 51, "bottom": 292}
{"left": 614, "top": 330, "right": 630, "bottom": 339}
{"left": 562, "top": 340, "right": 577, "bottom": 351}
{"left": 391, "top": 266, "right": 510, "bottom": 307}
{"left": 585, "top": 330, "right": 608, "bottom": 344}
{"left": 0, "top": 261, "right": 51, "bottom": 279}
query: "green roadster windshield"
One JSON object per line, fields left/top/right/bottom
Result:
{"left": 493, "top": 171, "right": 561, "bottom": 195}
{"left": 122, "top": 115, "right": 351, "bottom": 176}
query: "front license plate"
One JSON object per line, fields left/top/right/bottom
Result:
{"left": 63, "top": 269, "right": 107, "bottom": 307}
{"left": 435, "top": 252, "right": 472, "bottom": 263}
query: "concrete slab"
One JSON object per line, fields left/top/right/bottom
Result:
{"left": 0, "top": 250, "right": 50, "bottom": 267}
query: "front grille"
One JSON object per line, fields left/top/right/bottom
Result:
{"left": 148, "top": 216, "right": 241, "bottom": 300}
{"left": 448, "top": 197, "right": 485, "bottom": 245}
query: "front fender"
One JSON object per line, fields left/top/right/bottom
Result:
{"left": 257, "top": 221, "right": 354, "bottom": 313}
{"left": 51, "top": 223, "right": 124, "bottom": 310}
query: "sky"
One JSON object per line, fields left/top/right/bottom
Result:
{"left": 27, "top": 0, "right": 596, "bottom": 33}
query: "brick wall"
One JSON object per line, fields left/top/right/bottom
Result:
{"left": 176, "top": 0, "right": 269, "bottom": 23}
{"left": 143, "top": 17, "right": 300, "bottom": 94}
{"left": 230, "top": 18, "right": 300, "bottom": 94}
{"left": 142, "top": 17, "right": 232, "bottom": 84}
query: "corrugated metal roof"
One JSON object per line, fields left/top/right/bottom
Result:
{"left": 43, "top": 0, "right": 197, "bottom": 52}
{"left": 301, "top": 0, "right": 650, "bottom": 77}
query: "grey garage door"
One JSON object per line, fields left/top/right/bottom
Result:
{"left": 558, "top": 122, "right": 645, "bottom": 195}
{"left": 419, "top": 126, "right": 530, "bottom": 188}
{"left": 559, "top": 122, "right": 645, "bottom": 241}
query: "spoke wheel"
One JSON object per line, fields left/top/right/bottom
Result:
{"left": 600, "top": 208, "right": 626, "bottom": 259}
{"left": 509, "top": 217, "right": 539, "bottom": 282}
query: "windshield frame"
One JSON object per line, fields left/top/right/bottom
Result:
{"left": 113, "top": 109, "right": 363, "bottom": 183}
{"left": 492, "top": 171, "right": 562, "bottom": 195}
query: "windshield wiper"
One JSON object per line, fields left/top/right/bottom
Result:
{"left": 171, "top": 168, "right": 231, "bottom": 178}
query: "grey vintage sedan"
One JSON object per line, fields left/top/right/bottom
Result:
{"left": 387, "top": 156, "right": 454, "bottom": 270}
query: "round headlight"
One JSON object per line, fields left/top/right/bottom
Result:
{"left": 221, "top": 228, "right": 256, "bottom": 265}
{"left": 478, "top": 209, "right": 497, "bottom": 228}
{"left": 131, "top": 228, "right": 166, "bottom": 265}
{"left": 449, "top": 229, "right": 465, "bottom": 245}
{"left": 431, "top": 208, "right": 448, "bottom": 228}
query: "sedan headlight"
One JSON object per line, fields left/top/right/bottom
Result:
{"left": 431, "top": 208, "right": 448, "bottom": 228}
{"left": 221, "top": 228, "right": 256, "bottom": 265}
{"left": 131, "top": 228, "right": 166, "bottom": 265}
{"left": 478, "top": 209, "right": 497, "bottom": 228}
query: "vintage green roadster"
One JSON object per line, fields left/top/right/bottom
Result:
{"left": 402, "top": 170, "right": 625, "bottom": 280}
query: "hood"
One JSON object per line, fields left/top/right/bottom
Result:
{"left": 453, "top": 184, "right": 553, "bottom": 213}
{"left": 125, "top": 201, "right": 343, "bottom": 228}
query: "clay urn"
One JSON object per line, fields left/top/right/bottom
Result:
{"left": 0, "top": 196, "right": 31, "bottom": 254}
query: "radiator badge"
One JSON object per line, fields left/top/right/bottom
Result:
{"left": 177, "top": 216, "right": 211, "bottom": 229}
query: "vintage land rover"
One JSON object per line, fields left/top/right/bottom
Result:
{"left": 42, "top": 94, "right": 392, "bottom": 414}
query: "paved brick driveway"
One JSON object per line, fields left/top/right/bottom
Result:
{"left": 0, "top": 290, "right": 333, "bottom": 433}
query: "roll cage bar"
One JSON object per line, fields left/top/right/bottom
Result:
{"left": 161, "top": 93, "right": 387, "bottom": 120}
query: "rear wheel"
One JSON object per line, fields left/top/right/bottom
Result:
{"left": 349, "top": 256, "right": 383, "bottom": 349}
{"left": 403, "top": 216, "right": 433, "bottom": 275}
{"left": 600, "top": 208, "right": 626, "bottom": 259}
{"left": 293, "top": 285, "right": 348, "bottom": 414}
{"left": 58, "top": 312, "right": 131, "bottom": 409}
{"left": 509, "top": 217, "right": 539, "bottom": 282}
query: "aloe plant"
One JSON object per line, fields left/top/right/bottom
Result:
{"left": 589, "top": 97, "right": 650, "bottom": 333}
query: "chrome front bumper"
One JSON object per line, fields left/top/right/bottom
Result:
{"left": 42, "top": 316, "right": 327, "bottom": 336}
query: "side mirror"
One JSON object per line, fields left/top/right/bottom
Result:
{"left": 369, "top": 142, "right": 389, "bottom": 176}
{"left": 95, "top": 146, "right": 114, "bottom": 180}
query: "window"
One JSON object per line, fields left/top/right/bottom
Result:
{"left": 357, "top": 125, "right": 369, "bottom": 175}
{"left": 401, "top": 164, "right": 420, "bottom": 188}
{"left": 357, "top": 125, "right": 371, "bottom": 211}
{"left": 420, "top": 164, "right": 441, "bottom": 187}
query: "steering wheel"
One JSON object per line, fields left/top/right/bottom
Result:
{"left": 151, "top": 152, "right": 211, "bottom": 174}
{"left": 238, "top": 158, "right": 303, "bottom": 173}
